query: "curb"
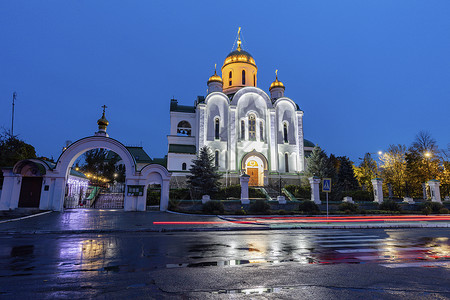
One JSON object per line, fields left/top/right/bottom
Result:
{"left": 0, "top": 211, "right": 52, "bottom": 224}
{"left": 0, "top": 222, "right": 448, "bottom": 235}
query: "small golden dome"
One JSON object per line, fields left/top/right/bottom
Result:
{"left": 97, "top": 114, "right": 109, "bottom": 127}
{"left": 207, "top": 66, "right": 223, "bottom": 84}
{"left": 269, "top": 70, "right": 285, "bottom": 90}
{"left": 97, "top": 106, "right": 109, "bottom": 129}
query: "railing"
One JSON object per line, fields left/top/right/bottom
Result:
{"left": 282, "top": 188, "right": 297, "bottom": 201}
{"left": 258, "top": 187, "right": 272, "bottom": 201}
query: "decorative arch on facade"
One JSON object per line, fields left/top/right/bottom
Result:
{"left": 177, "top": 120, "right": 192, "bottom": 136}
{"left": 240, "top": 150, "right": 269, "bottom": 171}
{"left": 13, "top": 159, "right": 50, "bottom": 176}
{"left": 231, "top": 87, "right": 272, "bottom": 108}
{"left": 204, "top": 92, "right": 229, "bottom": 105}
{"left": 273, "top": 97, "right": 299, "bottom": 111}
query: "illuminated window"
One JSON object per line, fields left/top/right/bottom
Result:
{"left": 182, "top": 163, "right": 187, "bottom": 170}
{"left": 215, "top": 118, "right": 219, "bottom": 140}
{"left": 177, "top": 121, "right": 191, "bottom": 136}
{"left": 283, "top": 123, "right": 288, "bottom": 143}
{"left": 260, "top": 121, "right": 264, "bottom": 141}
{"left": 248, "top": 114, "right": 256, "bottom": 140}
{"left": 285, "top": 153, "right": 289, "bottom": 172}
{"left": 242, "top": 70, "right": 246, "bottom": 85}
{"left": 215, "top": 150, "right": 219, "bottom": 167}
{"left": 241, "top": 120, "right": 245, "bottom": 140}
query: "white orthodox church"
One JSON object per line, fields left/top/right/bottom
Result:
{"left": 167, "top": 31, "right": 314, "bottom": 187}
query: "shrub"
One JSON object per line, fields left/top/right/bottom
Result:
{"left": 202, "top": 201, "right": 224, "bottom": 214}
{"left": 298, "top": 200, "right": 320, "bottom": 214}
{"left": 421, "top": 202, "right": 444, "bottom": 214}
{"left": 234, "top": 207, "right": 246, "bottom": 215}
{"left": 285, "top": 185, "right": 297, "bottom": 195}
{"left": 146, "top": 189, "right": 161, "bottom": 205}
{"left": 342, "top": 190, "right": 374, "bottom": 201}
{"left": 249, "top": 188, "right": 265, "bottom": 198}
{"left": 339, "top": 202, "right": 359, "bottom": 213}
{"left": 169, "top": 188, "right": 190, "bottom": 201}
{"left": 379, "top": 200, "right": 401, "bottom": 211}
{"left": 422, "top": 207, "right": 432, "bottom": 215}
{"left": 168, "top": 199, "right": 181, "bottom": 211}
{"left": 284, "top": 184, "right": 311, "bottom": 199}
{"left": 249, "top": 199, "right": 270, "bottom": 213}
{"left": 439, "top": 208, "right": 449, "bottom": 214}
{"left": 213, "top": 185, "right": 241, "bottom": 200}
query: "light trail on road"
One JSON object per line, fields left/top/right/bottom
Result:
{"left": 153, "top": 215, "right": 450, "bottom": 225}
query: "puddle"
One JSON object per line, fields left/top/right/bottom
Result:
{"left": 127, "top": 283, "right": 146, "bottom": 288}
{"left": 166, "top": 257, "right": 316, "bottom": 269}
{"left": 188, "top": 243, "right": 231, "bottom": 252}
{"left": 103, "top": 265, "right": 120, "bottom": 272}
{"left": 213, "top": 286, "right": 294, "bottom": 295}
{"left": 10, "top": 245, "right": 34, "bottom": 257}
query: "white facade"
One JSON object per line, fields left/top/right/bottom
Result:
{"left": 167, "top": 35, "right": 307, "bottom": 187}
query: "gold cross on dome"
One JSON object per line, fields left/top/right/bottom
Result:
{"left": 102, "top": 105, "right": 108, "bottom": 114}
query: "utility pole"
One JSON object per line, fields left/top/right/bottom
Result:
{"left": 11, "top": 92, "right": 17, "bottom": 137}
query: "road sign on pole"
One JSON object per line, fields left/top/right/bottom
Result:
{"left": 322, "top": 178, "right": 332, "bottom": 219}
{"left": 322, "top": 178, "right": 331, "bottom": 193}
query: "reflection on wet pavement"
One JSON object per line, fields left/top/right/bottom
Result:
{"left": 0, "top": 229, "right": 449, "bottom": 284}
{"left": 213, "top": 286, "right": 294, "bottom": 295}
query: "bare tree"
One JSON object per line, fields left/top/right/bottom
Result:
{"left": 411, "top": 131, "right": 438, "bottom": 154}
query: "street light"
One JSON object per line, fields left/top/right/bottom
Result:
{"left": 424, "top": 151, "right": 432, "bottom": 180}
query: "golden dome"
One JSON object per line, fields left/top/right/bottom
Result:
{"left": 269, "top": 70, "right": 285, "bottom": 90}
{"left": 97, "top": 114, "right": 109, "bottom": 127}
{"left": 223, "top": 49, "right": 256, "bottom": 69}
{"left": 207, "top": 65, "right": 223, "bottom": 84}
{"left": 222, "top": 28, "right": 257, "bottom": 69}
{"left": 97, "top": 106, "right": 109, "bottom": 129}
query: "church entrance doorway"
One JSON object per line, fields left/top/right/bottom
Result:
{"left": 243, "top": 155, "right": 266, "bottom": 187}
{"left": 18, "top": 177, "right": 42, "bottom": 208}
{"left": 247, "top": 168, "right": 259, "bottom": 186}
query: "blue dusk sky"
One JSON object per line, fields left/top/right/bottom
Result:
{"left": 1, "top": 1, "right": 449, "bottom": 163}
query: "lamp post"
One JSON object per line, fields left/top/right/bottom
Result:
{"left": 424, "top": 151, "right": 432, "bottom": 180}
{"left": 375, "top": 151, "right": 383, "bottom": 178}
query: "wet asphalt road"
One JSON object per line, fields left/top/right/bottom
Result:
{"left": 0, "top": 228, "right": 449, "bottom": 299}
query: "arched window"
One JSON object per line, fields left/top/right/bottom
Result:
{"left": 177, "top": 121, "right": 191, "bottom": 136}
{"left": 229, "top": 71, "right": 232, "bottom": 86}
{"left": 241, "top": 120, "right": 245, "bottom": 140}
{"left": 283, "top": 122, "right": 288, "bottom": 143}
{"left": 285, "top": 153, "right": 289, "bottom": 172}
{"left": 260, "top": 121, "right": 264, "bottom": 141}
{"left": 215, "top": 150, "right": 219, "bottom": 167}
{"left": 253, "top": 74, "right": 256, "bottom": 86}
{"left": 214, "top": 118, "right": 220, "bottom": 140}
{"left": 242, "top": 70, "right": 246, "bottom": 85}
{"left": 248, "top": 114, "right": 256, "bottom": 140}
{"left": 182, "top": 163, "right": 187, "bottom": 170}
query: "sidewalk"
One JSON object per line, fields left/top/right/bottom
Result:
{"left": 0, "top": 209, "right": 448, "bottom": 234}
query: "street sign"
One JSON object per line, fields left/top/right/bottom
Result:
{"left": 322, "top": 178, "right": 332, "bottom": 193}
